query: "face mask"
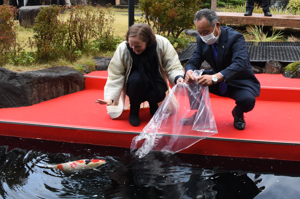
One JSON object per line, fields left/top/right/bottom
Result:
{"left": 200, "top": 24, "right": 219, "bottom": 45}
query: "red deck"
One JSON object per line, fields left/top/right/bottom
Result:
{"left": 1, "top": 71, "right": 300, "bottom": 161}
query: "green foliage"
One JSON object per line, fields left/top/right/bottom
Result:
{"left": 0, "top": 5, "right": 18, "bottom": 66}
{"left": 286, "top": 0, "right": 300, "bottom": 14}
{"left": 31, "top": 5, "right": 118, "bottom": 63}
{"left": 31, "top": 5, "right": 63, "bottom": 62}
{"left": 7, "top": 49, "right": 35, "bottom": 65}
{"left": 91, "top": 35, "right": 122, "bottom": 53}
{"left": 65, "top": 5, "right": 118, "bottom": 57}
{"left": 166, "top": 35, "right": 190, "bottom": 50}
{"left": 138, "top": 0, "right": 201, "bottom": 39}
{"left": 284, "top": 61, "right": 300, "bottom": 73}
{"left": 249, "top": 25, "right": 284, "bottom": 42}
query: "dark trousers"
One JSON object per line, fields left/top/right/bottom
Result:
{"left": 209, "top": 83, "right": 256, "bottom": 117}
{"left": 246, "top": 0, "right": 270, "bottom": 13}
{"left": 189, "top": 83, "right": 256, "bottom": 117}
{"left": 126, "top": 70, "right": 168, "bottom": 114}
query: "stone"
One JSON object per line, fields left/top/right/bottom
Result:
{"left": 184, "top": 29, "right": 199, "bottom": 38}
{"left": 252, "top": 65, "right": 263, "bottom": 74}
{"left": 283, "top": 61, "right": 300, "bottom": 78}
{"left": 94, "top": 57, "right": 111, "bottom": 71}
{"left": 283, "top": 70, "right": 293, "bottom": 78}
{"left": 265, "top": 60, "right": 282, "bottom": 74}
{"left": 200, "top": 60, "right": 212, "bottom": 70}
{"left": 0, "top": 66, "right": 84, "bottom": 108}
{"left": 18, "top": 5, "right": 48, "bottom": 28}
{"left": 296, "top": 68, "right": 300, "bottom": 78}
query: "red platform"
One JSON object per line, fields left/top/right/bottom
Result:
{"left": 1, "top": 71, "right": 300, "bottom": 161}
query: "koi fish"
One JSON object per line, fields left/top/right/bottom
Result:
{"left": 46, "top": 159, "right": 106, "bottom": 172}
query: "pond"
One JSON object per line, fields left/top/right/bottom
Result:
{"left": 1, "top": 135, "right": 300, "bottom": 199}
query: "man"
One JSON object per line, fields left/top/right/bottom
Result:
{"left": 244, "top": 0, "right": 272, "bottom": 17}
{"left": 183, "top": 9, "right": 260, "bottom": 130}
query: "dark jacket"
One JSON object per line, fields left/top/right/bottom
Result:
{"left": 185, "top": 26, "right": 260, "bottom": 97}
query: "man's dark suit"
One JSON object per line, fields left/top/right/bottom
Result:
{"left": 185, "top": 26, "right": 260, "bottom": 116}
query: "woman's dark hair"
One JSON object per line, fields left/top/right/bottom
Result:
{"left": 194, "top": 8, "right": 220, "bottom": 27}
{"left": 126, "top": 23, "right": 156, "bottom": 46}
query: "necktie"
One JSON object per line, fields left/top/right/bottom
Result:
{"left": 211, "top": 43, "right": 227, "bottom": 95}
{"left": 212, "top": 43, "right": 218, "bottom": 63}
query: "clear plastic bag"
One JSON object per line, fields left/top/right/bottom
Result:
{"left": 131, "top": 70, "right": 218, "bottom": 158}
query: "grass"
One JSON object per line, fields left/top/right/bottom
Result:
{"left": 16, "top": 26, "right": 34, "bottom": 52}
{"left": 248, "top": 25, "right": 284, "bottom": 42}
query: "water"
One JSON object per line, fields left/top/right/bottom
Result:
{"left": 1, "top": 135, "right": 300, "bottom": 199}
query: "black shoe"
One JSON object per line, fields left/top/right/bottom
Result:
{"left": 232, "top": 108, "right": 245, "bottom": 130}
{"left": 129, "top": 113, "right": 140, "bottom": 126}
{"left": 264, "top": 12, "right": 272, "bottom": 17}
{"left": 244, "top": 11, "right": 252, "bottom": 16}
{"left": 150, "top": 103, "right": 158, "bottom": 116}
{"left": 180, "top": 113, "right": 197, "bottom": 125}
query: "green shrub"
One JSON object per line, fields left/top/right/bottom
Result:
{"left": 31, "top": 5, "right": 63, "bottom": 62}
{"left": 138, "top": 0, "right": 201, "bottom": 39}
{"left": 0, "top": 5, "right": 18, "bottom": 66}
{"left": 166, "top": 35, "right": 191, "bottom": 50}
{"left": 75, "top": 5, "right": 120, "bottom": 54}
{"left": 91, "top": 35, "right": 122, "bottom": 53}
{"left": 7, "top": 49, "right": 35, "bottom": 65}
{"left": 284, "top": 61, "right": 300, "bottom": 74}
{"left": 31, "top": 5, "right": 118, "bottom": 62}
{"left": 286, "top": 0, "right": 300, "bottom": 14}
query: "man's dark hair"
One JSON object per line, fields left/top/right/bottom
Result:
{"left": 194, "top": 9, "right": 220, "bottom": 26}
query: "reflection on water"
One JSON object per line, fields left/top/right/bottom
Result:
{"left": 1, "top": 135, "right": 300, "bottom": 199}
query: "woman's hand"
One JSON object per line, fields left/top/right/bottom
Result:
{"left": 95, "top": 99, "right": 113, "bottom": 106}
{"left": 176, "top": 77, "right": 184, "bottom": 84}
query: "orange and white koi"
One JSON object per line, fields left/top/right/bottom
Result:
{"left": 46, "top": 159, "right": 106, "bottom": 172}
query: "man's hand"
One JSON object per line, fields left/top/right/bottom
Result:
{"left": 196, "top": 75, "right": 214, "bottom": 87}
{"left": 184, "top": 70, "right": 195, "bottom": 84}
{"left": 95, "top": 99, "right": 113, "bottom": 106}
{"left": 196, "top": 73, "right": 224, "bottom": 86}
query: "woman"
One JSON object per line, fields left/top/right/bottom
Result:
{"left": 96, "top": 23, "right": 184, "bottom": 126}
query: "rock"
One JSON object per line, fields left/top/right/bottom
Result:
{"left": 283, "top": 70, "right": 293, "bottom": 78}
{"left": 282, "top": 61, "right": 300, "bottom": 78}
{"left": 94, "top": 57, "right": 111, "bottom": 71}
{"left": 0, "top": 66, "right": 84, "bottom": 108}
{"left": 200, "top": 60, "right": 212, "bottom": 70}
{"left": 296, "top": 68, "right": 300, "bottom": 78}
{"left": 252, "top": 65, "right": 263, "bottom": 74}
{"left": 265, "top": 60, "right": 282, "bottom": 74}
{"left": 184, "top": 29, "right": 199, "bottom": 37}
{"left": 18, "top": 5, "right": 48, "bottom": 28}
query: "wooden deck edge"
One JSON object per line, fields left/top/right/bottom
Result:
{"left": 216, "top": 12, "right": 300, "bottom": 28}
